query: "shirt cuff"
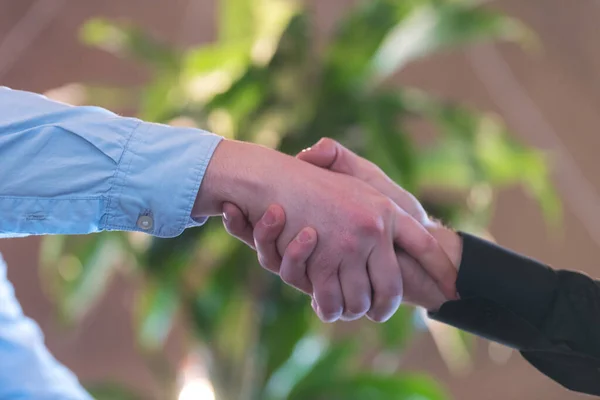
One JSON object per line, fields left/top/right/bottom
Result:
{"left": 102, "top": 121, "right": 223, "bottom": 238}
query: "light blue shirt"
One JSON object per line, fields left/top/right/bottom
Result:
{"left": 0, "top": 87, "right": 222, "bottom": 398}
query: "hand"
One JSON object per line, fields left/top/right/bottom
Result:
{"left": 296, "top": 138, "right": 463, "bottom": 270}
{"left": 222, "top": 138, "right": 461, "bottom": 313}
{"left": 195, "top": 139, "right": 456, "bottom": 322}
{"left": 224, "top": 203, "right": 449, "bottom": 312}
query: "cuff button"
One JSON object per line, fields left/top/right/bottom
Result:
{"left": 137, "top": 215, "right": 154, "bottom": 231}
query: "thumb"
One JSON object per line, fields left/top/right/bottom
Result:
{"left": 297, "top": 138, "right": 359, "bottom": 176}
{"left": 299, "top": 138, "right": 428, "bottom": 222}
{"left": 297, "top": 137, "right": 340, "bottom": 169}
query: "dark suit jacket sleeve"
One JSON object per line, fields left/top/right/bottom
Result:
{"left": 429, "top": 232, "right": 600, "bottom": 396}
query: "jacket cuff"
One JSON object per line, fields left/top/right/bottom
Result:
{"left": 103, "top": 121, "right": 222, "bottom": 238}
{"left": 429, "top": 233, "right": 558, "bottom": 349}
{"left": 454, "top": 233, "right": 558, "bottom": 327}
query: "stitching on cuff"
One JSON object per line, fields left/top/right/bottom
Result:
{"left": 102, "top": 120, "right": 144, "bottom": 230}
{"left": 173, "top": 135, "right": 222, "bottom": 237}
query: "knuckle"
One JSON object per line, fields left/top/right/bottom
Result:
{"left": 368, "top": 311, "right": 389, "bottom": 323}
{"left": 308, "top": 258, "right": 338, "bottom": 281}
{"left": 339, "top": 235, "right": 360, "bottom": 253}
{"left": 280, "top": 266, "right": 298, "bottom": 284}
{"left": 377, "top": 281, "right": 403, "bottom": 304}
{"left": 287, "top": 244, "right": 308, "bottom": 264}
{"left": 354, "top": 211, "right": 385, "bottom": 237}
{"left": 315, "top": 287, "right": 341, "bottom": 315}
{"left": 253, "top": 226, "right": 272, "bottom": 243}
{"left": 378, "top": 196, "right": 398, "bottom": 218}
{"left": 258, "top": 254, "right": 279, "bottom": 274}
{"left": 223, "top": 219, "right": 240, "bottom": 235}
{"left": 345, "top": 299, "right": 369, "bottom": 317}
{"left": 223, "top": 223, "right": 236, "bottom": 236}
{"left": 369, "top": 300, "right": 400, "bottom": 323}
{"left": 319, "top": 305, "right": 341, "bottom": 321}
{"left": 385, "top": 283, "right": 403, "bottom": 300}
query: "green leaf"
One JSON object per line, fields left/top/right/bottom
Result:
{"left": 263, "top": 334, "right": 326, "bottom": 400}
{"left": 64, "top": 235, "right": 122, "bottom": 320}
{"left": 142, "top": 229, "right": 200, "bottom": 279}
{"left": 138, "top": 72, "right": 182, "bottom": 122}
{"left": 219, "top": 0, "right": 255, "bottom": 43}
{"left": 380, "top": 305, "right": 415, "bottom": 349}
{"left": 361, "top": 92, "right": 417, "bottom": 192}
{"left": 427, "top": 322, "right": 473, "bottom": 376}
{"left": 182, "top": 42, "right": 252, "bottom": 79}
{"left": 40, "top": 234, "right": 122, "bottom": 323}
{"left": 135, "top": 280, "right": 179, "bottom": 350}
{"left": 190, "top": 234, "right": 253, "bottom": 342}
{"left": 369, "top": 3, "right": 532, "bottom": 84}
{"left": 80, "top": 18, "right": 179, "bottom": 70}
{"left": 213, "top": 287, "right": 257, "bottom": 367}
{"left": 325, "top": 0, "right": 414, "bottom": 88}
{"left": 253, "top": 0, "right": 300, "bottom": 63}
{"left": 261, "top": 284, "right": 312, "bottom": 382}
{"left": 472, "top": 117, "right": 561, "bottom": 221}
{"left": 86, "top": 383, "right": 142, "bottom": 400}
{"left": 80, "top": 18, "right": 124, "bottom": 50}
{"left": 288, "top": 341, "right": 355, "bottom": 400}
{"left": 206, "top": 68, "right": 268, "bottom": 136}
{"left": 406, "top": 90, "right": 560, "bottom": 223}
{"left": 39, "top": 235, "right": 66, "bottom": 268}
{"left": 294, "top": 373, "right": 448, "bottom": 400}
{"left": 417, "top": 137, "right": 476, "bottom": 190}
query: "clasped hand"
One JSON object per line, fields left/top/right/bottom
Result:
{"left": 201, "top": 139, "right": 459, "bottom": 322}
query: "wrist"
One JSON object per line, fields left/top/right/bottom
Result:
{"left": 192, "top": 139, "right": 275, "bottom": 219}
{"left": 425, "top": 222, "right": 463, "bottom": 271}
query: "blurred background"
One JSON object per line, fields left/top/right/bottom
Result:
{"left": 0, "top": 0, "right": 598, "bottom": 399}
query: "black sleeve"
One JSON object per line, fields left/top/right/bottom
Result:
{"left": 429, "top": 232, "right": 600, "bottom": 396}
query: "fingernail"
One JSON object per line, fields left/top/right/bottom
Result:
{"left": 263, "top": 209, "right": 277, "bottom": 226}
{"left": 301, "top": 147, "right": 312, "bottom": 153}
{"left": 298, "top": 229, "right": 312, "bottom": 243}
{"left": 222, "top": 211, "right": 229, "bottom": 221}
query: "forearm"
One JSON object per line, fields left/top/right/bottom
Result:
{"left": 429, "top": 231, "right": 600, "bottom": 395}
{"left": 0, "top": 87, "right": 221, "bottom": 238}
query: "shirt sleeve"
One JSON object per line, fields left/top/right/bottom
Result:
{"left": 0, "top": 254, "right": 92, "bottom": 399}
{"left": 0, "top": 87, "right": 222, "bottom": 238}
{"left": 429, "top": 232, "right": 600, "bottom": 396}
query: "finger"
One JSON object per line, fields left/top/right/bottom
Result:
{"left": 298, "top": 138, "right": 426, "bottom": 221}
{"left": 393, "top": 209, "right": 458, "bottom": 301}
{"left": 311, "top": 297, "right": 328, "bottom": 321}
{"left": 298, "top": 138, "right": 379, "bottom": 182}
{"left": 309, "top": 258, "right": 344, "bottom": 323}
{"left": 297, "top": 138, "right": 340, "bottom": 169}
{"left": 339, "top": 253, "right": 371, "bottom": 321}
{"left": 254, "top": 204, "right": 286, "bottom": 274}
{"left": 395, "top": 250, "right": 446, "bottom": 311}
{"left": 279, "top": 227, "right": 317, "bottom": 295}
{"left": 222, "top": 202, "right": 255, "bottom": 249}
{"left": 366, "top": 239, "right": 403, "bottom": 323}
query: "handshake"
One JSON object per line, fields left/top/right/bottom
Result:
{"left": 194, "top": 138, "right": 463, "bottom": 322}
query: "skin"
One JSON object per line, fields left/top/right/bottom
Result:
{"left": 219, "top": 138, "right": 463, "bottom": 316}
{"left": 193, "top": 139, "right": 457, "bottom": 322}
